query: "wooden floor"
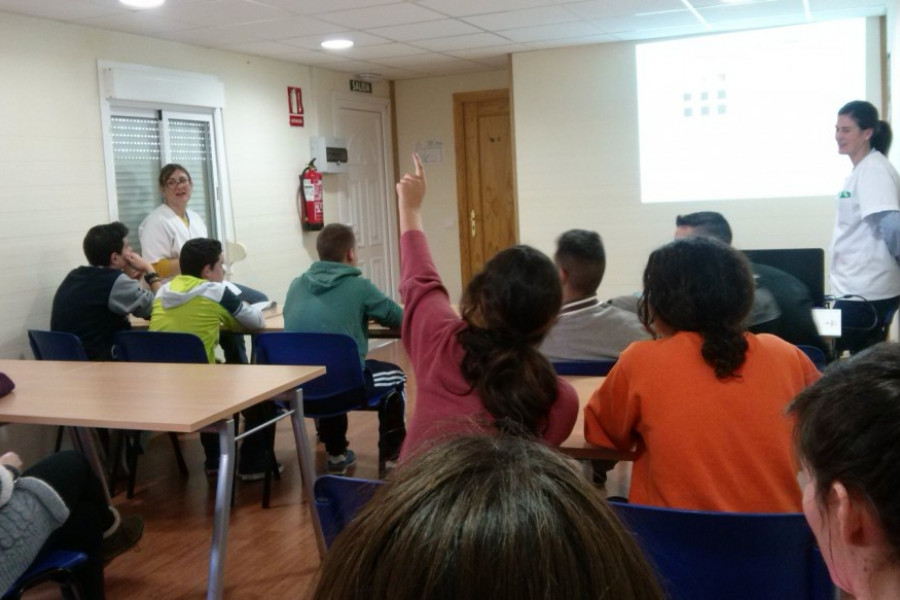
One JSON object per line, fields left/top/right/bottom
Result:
{"left": 22, "top": 340, "right": 626, "bottom": 599}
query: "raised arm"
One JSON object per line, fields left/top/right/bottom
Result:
{"left": 396, "top": 153, "right": 425, "bottom": 234}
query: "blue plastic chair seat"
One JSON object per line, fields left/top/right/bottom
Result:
{"left": 314, "top": 475, "right": 384, "bottom": 548}
{"left": 551, "top": 358, "right": 617, "bottom": 376}
{"left": 2, "top": 550, "right": 87, "bottom": 600}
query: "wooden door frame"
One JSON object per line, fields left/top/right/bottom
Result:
{"left": 453, "top": 88, "right": 516, "bottom": 286}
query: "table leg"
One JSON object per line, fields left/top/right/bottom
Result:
{"left": 288, "top": 388, "right": 327, "bottom": 558}
{"left": 73, "top": 426, "right": 112, "bottom": 504}
{"left": 207, "top": 418, "right": 236, "bottom": 600}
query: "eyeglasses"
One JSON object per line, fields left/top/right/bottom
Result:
{"left": 166, "top": 177, "right": 191, "bottom": 188}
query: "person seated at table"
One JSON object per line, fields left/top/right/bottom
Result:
{"left": 585, "top": 236, "right": 820, "bottom": 512}
{"left": 51, "top": 222, "right": 162, "bottom": 360}
{"left": 540, "top": 228, "right": 649, "bottom": 361}
{"left": 395, "top": 154, "right": 578, "bottom": 459}
{"left": 789, "top": 342, "right": 900, "bottom": 599}
{"left": 283, "top": 223, "right": 406, "bottom": 475}
{"left": 674, "top": 211, "right": 829, "bottom": 358}
{"left": 0, "top": 450, "right": 143, "bottom": 598}
{"left": 139, "top": 163, "right": 268, "bottom": 364}
{"left": 149, "top": 237, "right": 271, "bottom": 480}
{"left": 313, "top": 434, "right": 664, "bottom": 600}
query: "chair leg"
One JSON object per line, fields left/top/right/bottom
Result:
{"left": 126, "top": 433, "right": 140, "bottom": 499}
{"left": 54, "top": 426, "right": 65, "bottom": 452}
{"left": 262, "top": 422, "right": 277, "bottom": 509}
{"left": 108, "top": 431, "right": 126, "bottom": 497}
{"left": 168, "top": 433, "right": 189, "bottom": 476}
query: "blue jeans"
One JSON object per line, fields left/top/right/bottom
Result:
{"left": 833, "top": 296, "right": 900, "bottom": 356}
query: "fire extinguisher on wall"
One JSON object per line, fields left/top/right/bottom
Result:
{"left": 298, "top": 159, "right": 324, "bottom": 231}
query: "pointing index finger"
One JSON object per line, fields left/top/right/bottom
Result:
{"left": 413, "top": 152, "right": 424, "bottom": 177}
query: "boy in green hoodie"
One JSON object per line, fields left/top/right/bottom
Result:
{"left": 150, "top": 238, "right": 272, "bottom": 480}
{"left": 283, "top": 224, "right": 406, "bottom": 475}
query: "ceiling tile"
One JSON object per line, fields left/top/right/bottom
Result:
{"left": 282, "top": 30, "right": 392, "bottom": 50}
{"left": 343, "top": 42, "right": 429, "bottom": 59}
{"left": 410, "top": 32, "right": 517, "bottom": 51}
{"left": 0, "top": 0, "right": 121, "bottom": 21}
{"left": 563, "top": 0, "right": 686, "bottom": 20}
{"left": 317, "top": 2, "right": 447, "bottom": 29}
{"left": 368, "top": 18, "right": 482, "bottom": 41}
{"left": 461, "top": 5, "right": 579, "bottom": 30}
{"left": 415, "top": 0, "right": 556, "bottom": 18}
{"left": 501, "top": 21, "right": 605, "bottom": 43}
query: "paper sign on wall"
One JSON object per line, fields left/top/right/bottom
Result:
{"left": 287, "top": 86, "right": 304, "bottom": 127}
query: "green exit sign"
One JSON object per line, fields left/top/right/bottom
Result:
{"left": 350, "top": 80, "right": 373, "bottom": 93}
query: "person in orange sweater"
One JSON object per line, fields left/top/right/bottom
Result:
{"left": 585, "top": 236, "right": 820, "bottom": 512}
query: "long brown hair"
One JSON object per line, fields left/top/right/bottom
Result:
{"left": 457, "top": 245, "right": 562, "bottom": 435}
{"left": 313, "top": 434, "right": 665, "bottom": 600}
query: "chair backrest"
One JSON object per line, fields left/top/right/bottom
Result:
{"left": 551, "top": 358, "right": 617, "bottom": 376}
{"left": 254, "top": 332, "right": 367, "bottom": 415}
{"left": 796, "top": 344, "right": 828, "bottom": 372}
{"left": 113, "top": 331, "right": 208, "bottom": 364}
{"left": 314, "top": 475, "right": 384, "bottom": 548}
{"left": 609, "top": 501, "right": 834, "bottom": 600}
{"left": 27, "top": 330, "right": 88, "bottom": 361}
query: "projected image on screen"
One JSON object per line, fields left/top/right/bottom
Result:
{"left": 636, "top": 19, "right": 868, "bottom": 203}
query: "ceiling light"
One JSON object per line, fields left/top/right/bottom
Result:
{"left": 119, "top": 0, "right": 165, "bottom": 7}
{"left": 321, "top": 39, "right": 354, "bottom": 50}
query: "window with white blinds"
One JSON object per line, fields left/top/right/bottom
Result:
{"left": 110, "top": 111, "right": 217, "bottom": 253}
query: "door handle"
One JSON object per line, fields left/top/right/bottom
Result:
{"left": 470, "top": 209, "right": 477, "bottom": 238}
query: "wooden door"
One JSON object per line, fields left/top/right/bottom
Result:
{"left": 335, "top": 97, "right": 398, "bottom": 298}
{"left": 453, "top": 89, "right": 516, "bottom": 286}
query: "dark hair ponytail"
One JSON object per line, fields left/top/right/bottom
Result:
{"left": 839, "top": 100, "right": 893, "bottom": 155}
{"left": 458, "top": 246, "right": 562, "bottom": 435}
{"left": 639, "top": 237, "right": 754, "bottom": 379}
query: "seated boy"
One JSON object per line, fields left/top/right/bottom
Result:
{"left": 149, "top": 237, "right": 271, "bottom": 479}
{"left": 283, "top": 223, "right": 406, "bottom": 475}
{"left": 51, "top": 222, "right": 162, "bottom": 360}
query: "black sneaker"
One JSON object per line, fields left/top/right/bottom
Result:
{"left": 326, "top": 450, "right": 357, "bottom": 475}
{"left": 102, "top": 515, "right": 144, "bottom": 565}
{"left": 238, "top": 462, "right": 283, "bottom": 482}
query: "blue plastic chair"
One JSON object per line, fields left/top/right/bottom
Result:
{"left": 1, "top": 550, "right": 88, "bottom": 600}
{"left": 551, "top": 358, "right": 617, "bottom": 376}
{"left": 314, "top": 475, "right": 385, "bottom": 548}
{"left": 796, "top": 344, "right": 828, "bottom": 372}
{"left": 27, "top": 330, "right": 90, "bottom": 452}
{"left": 255, "top": 332, "right": 403, "bottom": 472}
{"left": 110, "top": 331, "right": 198, "bottom": 498}
{"left": 609, "top": 501, "right": 835, "bottom": 600}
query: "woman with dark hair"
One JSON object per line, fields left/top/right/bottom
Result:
{"left": 313, "top": 434, "right": 665, "bottom": 600}
{"left": 831, "top": 101, "right": 900, "bottom": 356}
{"left": 396, "top": 154, "right": 578, "bottom": 458}
{"left": 789, "top": 342, "right": 900, "bottom": 599}
{"left": 585, "top": 237, "right": 820, "bottom": 512}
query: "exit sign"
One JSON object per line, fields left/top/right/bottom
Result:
{"left": 350, "top": 79, "right": 372, "bottom": 93}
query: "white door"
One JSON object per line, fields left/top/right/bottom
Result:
{"left": 334, "top": 95, "right": 398, "bottom": 298}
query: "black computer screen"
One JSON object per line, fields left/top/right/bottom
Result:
{"left": 742, "top": 248, "right": 826, "bottom": 308}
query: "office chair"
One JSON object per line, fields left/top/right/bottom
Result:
{"left": 609, "top": 501, "right": 835, "bottom": 600}
{"left": 110, "top": 331, "right": 197, "bottom": 498}
{"left": 551, "top": 358, "right": 618, "bottom": 376}
{"left": 314, "top": 475, "right": 385, "bottom": 548}
{"left": 254, "top": 332, "right": 405, "bottom": 503}
{"left": 27, "top": 330, "right": 90, "bottom": 452}
{"left": 796, "top": 344, "right": 828, "bottom": 372}
{"left": 1, "top": 550, "right": 88, "bottom": 600}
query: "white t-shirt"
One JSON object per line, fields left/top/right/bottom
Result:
{"left": 138, "top": 203, "right": 208, "bottom": 266}
{"left": 830, "top": 150, "right": 900, "bottom": 300}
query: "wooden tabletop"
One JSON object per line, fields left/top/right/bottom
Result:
{"left": 557, "top": 375, "right": 633, "bottom": 461}
{"left": 0, "top": 359, "right": 324, "bottom": 432}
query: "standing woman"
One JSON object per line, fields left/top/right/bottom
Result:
{"left": 831, "top": 101, "right": 900, "bottom": 355}
{"left": 139, "top": 164, "right": 268, "bottom": 363}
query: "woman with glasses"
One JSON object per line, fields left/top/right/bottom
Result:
{"left": 138, "top": 163, "right": 268, "bottom": 364}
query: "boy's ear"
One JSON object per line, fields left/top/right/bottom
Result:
{"left": 199, "top": 263, "right": 213, "bottom": 280}
{"left": 346, "top": 247, "right": 357, "bottom": 265}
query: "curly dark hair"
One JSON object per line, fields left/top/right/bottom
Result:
{"left": 457, "top": 245, "right": 562, "bottom": 436}
{"left": 638, "top": 236, "right": 754, "bottom": 378}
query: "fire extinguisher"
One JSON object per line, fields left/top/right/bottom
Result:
{"left": 298, "top": 159, "right": 324, "bottom": 231}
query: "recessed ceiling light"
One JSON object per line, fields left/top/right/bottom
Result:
{"left": 321, "top": 39, "right": 354, "bottom": 50}
{"left": 119, "top": 0, "right": 165, "bottom": 7}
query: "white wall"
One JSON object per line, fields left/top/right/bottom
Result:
{"left": 511, "top": 42, "right": 839, "bottom": 301}
{"left": 394, "top": 69, "right": 510, "bottom": 301}
{"left": 0, "top": 11, "right": 390, "bottom": 361}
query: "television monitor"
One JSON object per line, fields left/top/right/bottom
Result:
{"left": 742, "top": 248, "right": 826, "bottom": 308}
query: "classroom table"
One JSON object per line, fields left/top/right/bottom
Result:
{"left": 558, "top": 375, "right": 634, "bottom": 462}
{"left": 0, "top": 358, "right": 325, "bottom": 600}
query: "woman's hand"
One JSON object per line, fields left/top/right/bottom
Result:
{"left": 397, "top": 153, "right": 426, "bottom": 233}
